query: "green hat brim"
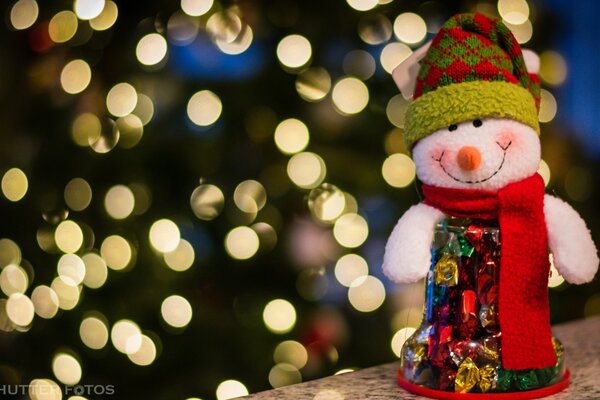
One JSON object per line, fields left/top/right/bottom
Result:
{"left": 404, "top": 81, "right": 540, "bottom": 150}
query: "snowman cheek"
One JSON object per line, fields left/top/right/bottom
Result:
{"left": 496, "top": 130, "right": 516, "bottom": 150}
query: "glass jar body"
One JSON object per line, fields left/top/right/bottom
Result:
{"left": 399, "top": 217, "right": 565, "bottom": 394}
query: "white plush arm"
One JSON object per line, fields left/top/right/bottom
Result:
{"left": 544, "top": 194, "right": 599, "bottom": 284}
{"left": 382, "top": 203, "right": 445, "bottom": 283}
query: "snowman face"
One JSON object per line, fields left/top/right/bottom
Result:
{"left": 412, "top": 118, "right": 541, "bottom": 191}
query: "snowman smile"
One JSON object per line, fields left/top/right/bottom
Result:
{"left": 435, "top": 141, "right": 512, "bottom": 184}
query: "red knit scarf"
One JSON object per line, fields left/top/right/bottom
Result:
{"left": 422, "top": 173, "right": 556, "bottom": 370}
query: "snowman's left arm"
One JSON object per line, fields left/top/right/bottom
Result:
{"left": 544, "top": 194, "right": 599, "bottom": 284}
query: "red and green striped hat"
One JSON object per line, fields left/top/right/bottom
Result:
{"left": 404, "top": 13, "right": 541, "bottom": 149}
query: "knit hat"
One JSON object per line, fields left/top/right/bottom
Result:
{"left": 397, "top": 13, "right": 541, "bottom": 149}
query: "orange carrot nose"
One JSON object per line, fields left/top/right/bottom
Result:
{"left": 456, "top": 146, "right": 482, "bottom": 171}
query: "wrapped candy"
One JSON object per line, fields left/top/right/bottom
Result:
{"left": 398, "top": 218, "right": 567, "bottom": 395}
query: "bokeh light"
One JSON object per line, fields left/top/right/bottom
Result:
{"left": 31, "top": 285, "right": 59, "bottom": 319}
{"left": 132, "top": 93, "right": 155, "bottom": 125}
{"left": 380, "top": 42, "right": 412, "bottom": 74}
{"left": 80, "top": 315, "right": 109, "bottom": 349}
{"left": 57, "top": 254, "right": 86, "bottom": 285}
{"left": 111, "top": 319, "right": 143, "bottom": 354}
{"left": 346, "top": 0, "right": 378, "bottom": 12}
{"left": 0, "top": 263, "right": 29, "bottom": 296}
{"left": 64, "top": 178, "right": 92, "bottom": 211}
{"left": 54, "top": 220, "right": 84, "bottom": 254}
{"left": 234, "top": 180, "right": 267, "bottom": 213}
{"left": 187, "top": 90, "right": 222, "bottom": 126}
{"left": 60, "top": 60, "right": 92, "bottom": 94}
{"left": 74, "top": 0, "right": 105, "bottom": 20}
{"left": 127, "top": 335, "right": 157, "bottom": 366}
{"left": 105, "top": 185, "right": 135, "bottom": 219}
{"left": 190, "top": 184, "right": 225, "bottom": 220}
{"left": 51, "top": 277, "right": 80, "bottom": 310}
{"left": 276, "top": 34, "right": 312, "bottom": 70}
{"left": 161, "top": 295, "right": 193, "bottom": 328}
{"left": 287, "top": 152, "right": 326, "bottom": 189}
{"left": 268, "top": 363, "right": 302, "bottom": 388}
{"left": 498, "top": 0, "right": 530, "bottom": 25}
{"left": 333, "top": 213, "right": 369, "bottom": 248}
{"left": 163, "top": 239, "right": 195, "bottom": 271}
{"left": 181, "top": 0, "right": 213, "bottom": 17}
{"left": 273, "top": 340, "right": 308, "bottom": 369}
{"left": 393, "top": 13, "right": 427, "bottom": 44}
{"left": 82, "top": 253, "right": 108, "bottom": 288}
{"left": 348, "top": 275, "right": 385, "bottom": 312}
{"left": 334, "top": 254, "right": 369, "bottom": 287}
{"left": 0, "top": 238, "right": 21, "bottom": 266}
{"left": 295, "top": 68, "right": 331, "bottom": 102}
{"left": 116, "top": 114, "right": 144, "bottom": 148}
{"left": 358, "top": 14, "right": 392, "bottom": 45}
{"left": 100, "top": 235, "right": 132, "bottom": 270}
{"left": 332, "top": 77, "right": 369, "bottom": 115}
{"left": 71, "top": 113, "right": 102, "bottom": 147}
{"left": 274, "top": 118, "right": 310, "bottom": 155}
{"left": 28, "top": 379, "right": 62, "bottom": 400}
{"left": 6, "top": 293, "right": 35, "bottom": 326}
{"left": 89, "top": 0, "right": 118, "bottom": 30}
{"left": 391, "top": 327, "right": 417, "bottom": 357}
{"left": 382, "top": 153, "right": 416, "bottom": 188}
{"left": 224, "top": 226, "right": 259, "bottom": 260}
{"left": 538, "top": 89, "right": 557, "bottom": 123}
{"left": 263, "top": 299, "right": 296, "bottom": 334}
{"left": 52, "top": 353, "right": 82, "bottom": 385}
{"left": 10, "top": 0, "right": 39, "bottom": 30}
{"left": 308, "top": 184, "right": 346, "bottom": 223}
{"left": 504, "top": 19, "right": 533, "bottom": 44}
{"left": 538, "top": 160, "right": 551, "bottom": 187}
{"left": 106, "top": 83, "right": 138, "bottom": 117}
{"left": 386, "top": 94, "right": 409, "bottom": 128}
{"left": 539, "top": 51, "right": 568, "bottom": 86}
{"left": 149, "top": 219, "right": 181, "bottom": 253}
{"left": 136, "top": 33, "right": 168, "bottom": 66}
{"left": 216, "top": 380, "right": 248, "bottom": 400}
{"left": 48, "top": 11, "right": 78, "bottom": 43}
{"left": 2, "top": 168, "right": 28, "bottom": 202}
{"left": 343, "top": 50, "right": 377, "bottom": 81}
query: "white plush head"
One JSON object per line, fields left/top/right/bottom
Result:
{"left": 412, "top": 118, "right": 541, "bottom": 191}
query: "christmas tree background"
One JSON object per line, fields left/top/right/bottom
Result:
{"left": 0, "top": 0, "right": 599, "bottom": 399}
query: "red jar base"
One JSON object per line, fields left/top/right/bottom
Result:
{"left": 397, "top": 369, "right": 570, "bottom": 400}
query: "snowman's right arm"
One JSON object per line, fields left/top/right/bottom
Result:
{"left": 382, "top": 203, "right": 445, "bottom": 283}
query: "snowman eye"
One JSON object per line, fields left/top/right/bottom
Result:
{"left": 448, "top": 124, "right": 458, "bottom": 131}
{"left": 473, "top": 119, "right": 483, "bottom": 127}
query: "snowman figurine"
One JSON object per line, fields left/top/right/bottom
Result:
{"left": 383, "top": 13, "right": 599, "bottom": 398}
